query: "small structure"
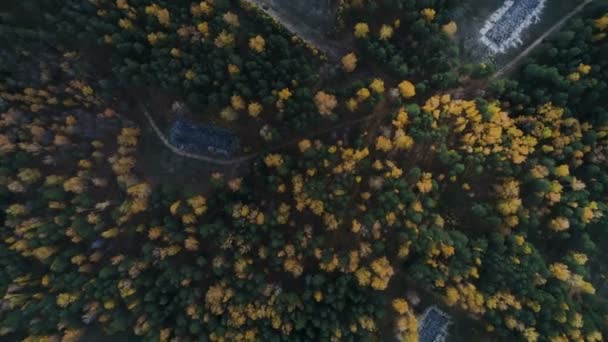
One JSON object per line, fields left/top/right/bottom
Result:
{"left": 418, "top": 306, "right": 452, "bottom": 342}
{"left": 480, "top": 0, "right": 546, "bottom": 54}
{"left": 168, "top": 119, "right": 239, "bottom": 157}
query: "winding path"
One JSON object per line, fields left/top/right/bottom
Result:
{"left": 492, "top": 0, "right": 594, "bottom": 79}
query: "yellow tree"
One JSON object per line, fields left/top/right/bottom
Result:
{"left": 379, "top": 25, "right": 394, "bottom": 40}
{"left": 248, "top": 102, "right": 262, "bottom": 117}
{"left": 249, "top": 35, "right": 266, "bottom": 53}
{"left": 443, "top": 21, "right": 458, "bottom": 37}
{"left": 595, "top": 14, "right": 608, "bottom": 31}
{"left": 398, "top": 80, "right": 416, "bottom": 98}
{"left": 354, "top": 22, "right": 370, "bottom": 38}
{"left": 314, "top": 91, "right": 338, "bottom": 116}
{"left": 341, "top": 52, "right": 358, "bottom": 72}
{"left": 421, "top": 8, "right": 436, "bottom": 22}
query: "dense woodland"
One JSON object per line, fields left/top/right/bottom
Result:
{"left": 1, "top": 0, "right": 607, "bottom": 341}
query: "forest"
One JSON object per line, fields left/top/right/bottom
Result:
{"left": 1, "top": 0, "right": 607, "bottom": 341}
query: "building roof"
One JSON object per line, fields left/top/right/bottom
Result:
{"left": 169, "top": 119, "right": 239, "bottom": 157}
{"left": 418, "top": 306, "right": 452, "bottom": 342}
{"left": 480, "top": 0, "right": 546, "bottom": 53}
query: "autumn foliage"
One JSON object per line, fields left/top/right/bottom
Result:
{"left": 1, "top": 1, "right": 608, "bottom": 342}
